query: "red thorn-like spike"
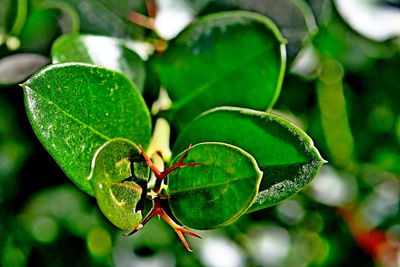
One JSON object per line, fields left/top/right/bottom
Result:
{"left": 177, "top": 144, "right": 192, "bottom": 164}
{"left": 139, "top": 145, "right": 162, "bottom": 179}
{"left": 122, "top": 205, "right": 158, "bottom": 236}
{"left": 126, "top": 144, "right": 201, "bottom": 251}
{"left": 146, "top": 0, "right": 157, "bottom": 18}
{"left": 128, "top": 12, "right": 154, "bottom": 29}
{"left": 180, "top": 228, "right": 202, "bottom": 239}
{"left": 157, "top": 207, "right": 201, "bottom": 252}
{"left": 161, "top": 144, "right": 203, "bottom": 177}
{"left": 122, "top": 226, "right": 141, "bottom": 236}
{"left": 175, "top": 229, "right": 193, "bottom": 252}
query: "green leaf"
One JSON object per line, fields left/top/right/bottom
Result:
{"left": 187, "top": 0, "right": 317, "bottom": 61}
{"left": 51, "top": 34, "right": 146, "bottom": 92}
{"left": 152, "top": 11, "right": 286, "bottom": 129}
{"left": 221, "top": 0, "right": 318, "bottom": 61}
{"left": 168, "top": 142, "right": 262, "bottom": 229}
{"left": 31, "top": 0, "right": 145, "bottom": 39}
{"left": 18, "top": 9, "right": 63, "bottom": 54}
{"left": 88, "top": 138, "right": 149, "bottom": 230}
{"left": 172, "top": 107, "right": 325, "bottom": 212}
{"left": 22, "top": 63, "right": 151, "bottom": 195}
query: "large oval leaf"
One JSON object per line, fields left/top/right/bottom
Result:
{"left": 22, "top": 63, "right": 151, "bottom": 195}
{"left": 51, "top": 34, "right": 146, "bottom": 92}
{"left": 172, "top": 107, "right": 325, "bottom": 212}
{"left": 88, "top": 138, "right": 149, "bottom": 230}
{"left": 152, "top": 11, "right": 286, "bottom": 129}
{"left": 168, "top": 142, "right": 262, "bottom": 229}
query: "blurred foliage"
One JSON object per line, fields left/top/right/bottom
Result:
{"left": 1, "top": 0, "right": 400, "bottom": 266}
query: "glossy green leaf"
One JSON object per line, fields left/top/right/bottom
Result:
{"left": 88, "top": 138, "right": 149, "bottom": 230}
{"left": 22, "top": 63, "right": 151, "bottom": 195}
{"left": 152, "top": 11, "right": 286, "bottom": 129}
{"left": 172, "top": 107, "right": 325, "bottom": 212}
{"left": 168, "top": 142, "right": 262, "bottom": 229}
{"left": 51, "top": 34, "right": 146, "bottom": 92}
{"left": 221, "top": 0, "right": 318, "bottom": 61}
{"left": 205, "top": 0, "right": 317, "bottom": 62}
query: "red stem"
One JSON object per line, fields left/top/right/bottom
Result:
{"left": 123, "top": 145, "right": 202, "bottom": 251}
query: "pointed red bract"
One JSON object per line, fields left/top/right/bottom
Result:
{"left": 123, "top": 145, "right": 202, "bottom": 251}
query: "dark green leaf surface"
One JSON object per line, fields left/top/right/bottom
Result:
{"left": 88, "top": 138, "right": 149, "bottom": 230}
{"left": 22, "top": 63, "right": 151, "bottom": 195}
{"left": 152, "top": 11, "right": 286, "bottom": 129}
{"left": 18, "top": 9, "right": 62, "bottom": 54}
{"left": 31, "top": 0, "right": 145, "bottom": 39}
{"left": 168, "top": 142, "right": 262, "bottom": 229}
{"left": 173, "top": 107, "right": 325, "bottom": 212}
{"left": 218, "top": 0, "right": 318, "bottom": 61}
{"left": 51, "top": 34, "right": 145, "bottom": 92}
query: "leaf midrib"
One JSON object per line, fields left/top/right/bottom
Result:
{"left": 106, "top": 181, "right": 142, "bottom": 194}
{"left": 26, "top": 86, "right": 111, "bottom": 141}
{"left": 169, "top": 175, "right": 255, "bottom": 195}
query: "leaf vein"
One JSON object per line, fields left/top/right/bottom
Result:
{"left": 106, "top": 181, "right": 142, "bottom": 194}
{"left": 169, "top": 175, "right": 253, "bottom": 195}
{"left": 28, "top": 87, "right": 111, "bottom": 141}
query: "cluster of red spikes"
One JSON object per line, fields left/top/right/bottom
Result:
{"left": 123, "top": 145, "right": 202, "bottom": 252}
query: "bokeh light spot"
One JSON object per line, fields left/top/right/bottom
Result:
{"left": 87, "top": 227, "right": 112, "bottom": 258}
{"left": 31, "top": 215, "right": 59, "bottom": 243}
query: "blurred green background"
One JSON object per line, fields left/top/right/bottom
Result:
{"left": 1, "top": 0, "right": 400, "bottom": 266}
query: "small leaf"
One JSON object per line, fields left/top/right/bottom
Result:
{"left": 172, "top": 107, "right": 325, "bottom": 212}
{"left": 22, "top": 63, "right": 151, "bottom": 195}
{"left": 88, "top": 138, "right": 149, "bottom": 230}
{"left": 168, "top": 142, "right": 262, "bottom": 229}
{"left": 152, "top": 11, "right": 286, "bottom": 129}
{"left": 51, "top": 34, "right": 146, "bottom": 92}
